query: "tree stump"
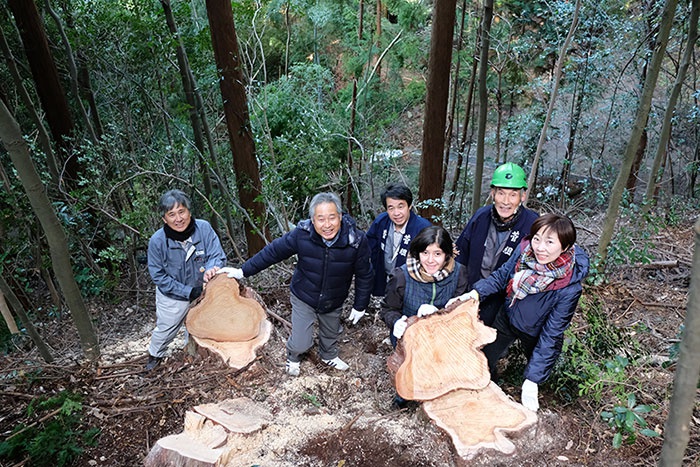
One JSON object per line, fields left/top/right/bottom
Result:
{"left": 144, "top": 397, "right": 272, "bottom": 467}
{"left": 186, "top": 275, "right": 271, "bottom": 369}
{"left": 387, "top": 298, "right": 538, "bottom": 458}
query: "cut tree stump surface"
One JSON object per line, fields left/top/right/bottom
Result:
{"left": 387, "top": 299, "right": 497, "bottom": 400}
{"left": 187, "top": 274, "right": 266, "bottom": 342}
{"left": 193, "top": 398, "right": 273, "bottom": 434}
{"left": 186, "top": 275, "right": 271, "bottom": 369}
{"left": 423, "top": 382, "right": 538, "bottom": 459}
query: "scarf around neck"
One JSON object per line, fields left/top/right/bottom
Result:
{"left": 406, "top": 254, "right": 456, "bottom": 283}
{"left": 508, "top": 241, "right": 575, "bottom": 305}
{"left": 163, "top": 217, "right": 196, "bottom": 242}
{"left": 491, "top": 204, "right": 523, "bottom": 232}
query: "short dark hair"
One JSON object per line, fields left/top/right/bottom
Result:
{"left": 380, "top": 184, "right": 413, "bottom": 208}
{"left": 529, "top": 213, "right": 576, "bottom": 251}
{"left": 159, "top": 189, "right": 191, "bottom": 217}
{"left": 409, "top": 225, "right": 454, "bottom": 258}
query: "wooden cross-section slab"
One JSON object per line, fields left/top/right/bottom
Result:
{"left": 387, "top": 299, "right": 497, "bottom": 400}
{"left": 186, "top": 274, "right": 266, "bottom": 342}
{"left": 186, "top": 275, "right": 271, "bottom": 369}
{"left": 423, "top": 382, "right": 538, "bottom": 459}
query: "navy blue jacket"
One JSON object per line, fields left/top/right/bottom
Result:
{"left": 455, "top": 205, "right": 538, "bottom": 288}
{"left": 366, "top": 211, "right": 431, "bottom": 296}
{"left": 242, "top": 214, "right": 373, "bottom": 313}
{"left": 473, "top": 244, "right": 590, "bottom": 384}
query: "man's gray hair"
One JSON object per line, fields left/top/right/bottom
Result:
{"left": 309, "top": 192, "right": 342, "bottom": 218}
{"left": 159, "top": 189, "right": 192, "bottom": 216}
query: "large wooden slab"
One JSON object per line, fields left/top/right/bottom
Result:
{"left": 186, "top": 275, "right": 271, "bottom": 369}
{"left": 387, "top": 299, "right": 497, "bottom": 400}
{"left": 186, "top": 274, "right": 266, "bottom": 342}
{"left": 423, "top": 382, "right": 538, "bottom": 459}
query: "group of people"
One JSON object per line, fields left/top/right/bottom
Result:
{"left": 145, "top": 162, "right": 589, "bottom": 412}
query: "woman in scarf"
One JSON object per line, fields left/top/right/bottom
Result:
{"left": 462, "top": 213, "right": 589, "bottom": 412}
{"left": 380, "top": 225, "right": 469, "bottom": 409}
{"left": 380, "top": 225, "right": 469, "bottom": 348}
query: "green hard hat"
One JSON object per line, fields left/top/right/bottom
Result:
{"left": 490, "top": 162, "right": 528, "bottom": 189}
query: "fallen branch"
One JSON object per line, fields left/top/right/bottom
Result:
{"left": 5, "top": 407, "right": 62, "bottom": 441}
{"left": 634, "top": 260, "right": 678, "bottom": 269}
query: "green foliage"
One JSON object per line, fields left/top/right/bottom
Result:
{"left": 550, "top": 296, "right": 629, "bottom": 403}
{"left": 600, "top": 393, "right": 660, "bottom": 448}
{"left": 0, "top": 391, "right": 100, "bottom": 466}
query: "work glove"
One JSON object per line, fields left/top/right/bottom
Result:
{"left": 416, "top": 303, "right": 439, "bottom": 317}
{"left": 346, "top": 308, "right": 366, "bottom": 325}
{"left": 392, "top": 316, "right": 408, "bottom": 339}
{"left": 521, "top": 379, "right": 539, "bottom": 412}
{"left": 189, "top": 286, "right": 203, "bottom": 301}
{"left": 446, "top": 289, "right": 480, "bottom": 308}
{"left": 216, "top": 267, "right": 244, "bottom": 279}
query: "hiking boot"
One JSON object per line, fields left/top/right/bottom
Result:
{"left": 145, "top": 355, "right": 162, "bottom": 371}
{"left": 286, "top": 359, "right": 300, "bottom": 376}
{"left": 322, "top": 356, "right": 349, "bottom": 371}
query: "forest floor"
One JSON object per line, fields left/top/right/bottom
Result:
{"left": 0, "top": 217, "right": 698, "bottom": 466}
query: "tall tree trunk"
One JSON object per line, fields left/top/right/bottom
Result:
{"left": 471, "top": 0, "right": 493, "bottom": 216}
{"left": 659, "top": 217, "right": 700, "bottom": 465}
{"left": 44, "top": 0, "right": 99, "bottom": 145}
{"left": 375, "top": 0, "right": 382, "bottom": 82}
{"left": 358, "top": 0, "right": 364, "bottom": 41}
{"left": 0, "top": 99, "right": 99, "bottom": 362}
{"left": 644, "top": 0, "right": 699, "bottom": 210}
{"left": 451, "top": 20, "right": 479, "bottom": 203}
{"left": 160, "top": 0, "right": 217, "bottom": 231}
{"left": 346, "top": 80, "right": 358, "bottom": 216}
{"left": 597, "top": 0, "right": 678, "bottom": 265}
{"left": 524, "top": 0, "right": 581, "bottom": 204}
{"left": 0, "top": 273, "right": 54, "bottom": 363}
{"left": 0, "top": 23, "right": 59, "bottom": 186}
{"left": 442, "top": 0, "right": 469, "bottom": 191}
{"left": 418, "top": 0, "right": 457, "bottom": 222}
{"left": 205, "top": 0, "right": 269, "bottom": 256}
{"left": 7, "top": 0, "right": 80, "bottom": 185}
{"left": 559, "top": 27, "right": 591, "bottom": 209}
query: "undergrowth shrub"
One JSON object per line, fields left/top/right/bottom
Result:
{"left": 0, "top": 391, "right": 100, "bottom": 466}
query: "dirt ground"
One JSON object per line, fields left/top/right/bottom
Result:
{"left": 0, "top": 221, "right": 698, "bottom": 466}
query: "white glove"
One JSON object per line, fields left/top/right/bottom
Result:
{"left": 521, "top": 379, "right": 539, "bottom": 412}
{"left": 216, "top": 267, "right": 244, "bottom": 279}
{"left": 392, "top": 316, "right": 408, "bottom": 339}
{"left": 346, "top": 308, "right": 366, "bottom": 325}
{"left": 416, "top": 304, "right": 438, "bottom": 317}
{"left": 446, "top": 289, "right": 480, "bottom": 307}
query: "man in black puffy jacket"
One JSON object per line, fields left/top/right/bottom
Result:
{"left": 218, "top": 192, "right": 373, "bottom": 376}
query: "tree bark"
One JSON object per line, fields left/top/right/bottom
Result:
{"left": 659, "top": 217, "right": 700, "bottom": 465}
{"left": 644, "top": 0, "right": 699, "bottom": 210}
{"left": 0, "top": 23, "right": 59, "bottom": 186}
{"left": 0, "top": 272, "right": 54, "bottom": 363}
{"left": 160, "top": 0, "right": 217, "bottom": 232}
{"left": 471, "top": 0, "right": 493, "bottom": 216}
{"left": 205, "top": 0, "right": 270, "bottom": 256}
{"left": 7, "top": 0, "right": 80, "bottom": 185}
{"left": 0, "top": 100, "right": 99, "bottom": 362}
{"left": 419, "top": 0, "right": 457, "bottom": 222}
{"left": 597, "top": 0, "right": 678, "bottom": 265}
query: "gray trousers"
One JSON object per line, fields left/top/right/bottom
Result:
{"left": 148, "top": 287, "right": 190, "bottom": 358}
{"left": 287, "top": 293, "right": 342, "bottom": 362}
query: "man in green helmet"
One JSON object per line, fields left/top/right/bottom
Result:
{"left": 454, "top": 162, "right": 538, "bottom": 326}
